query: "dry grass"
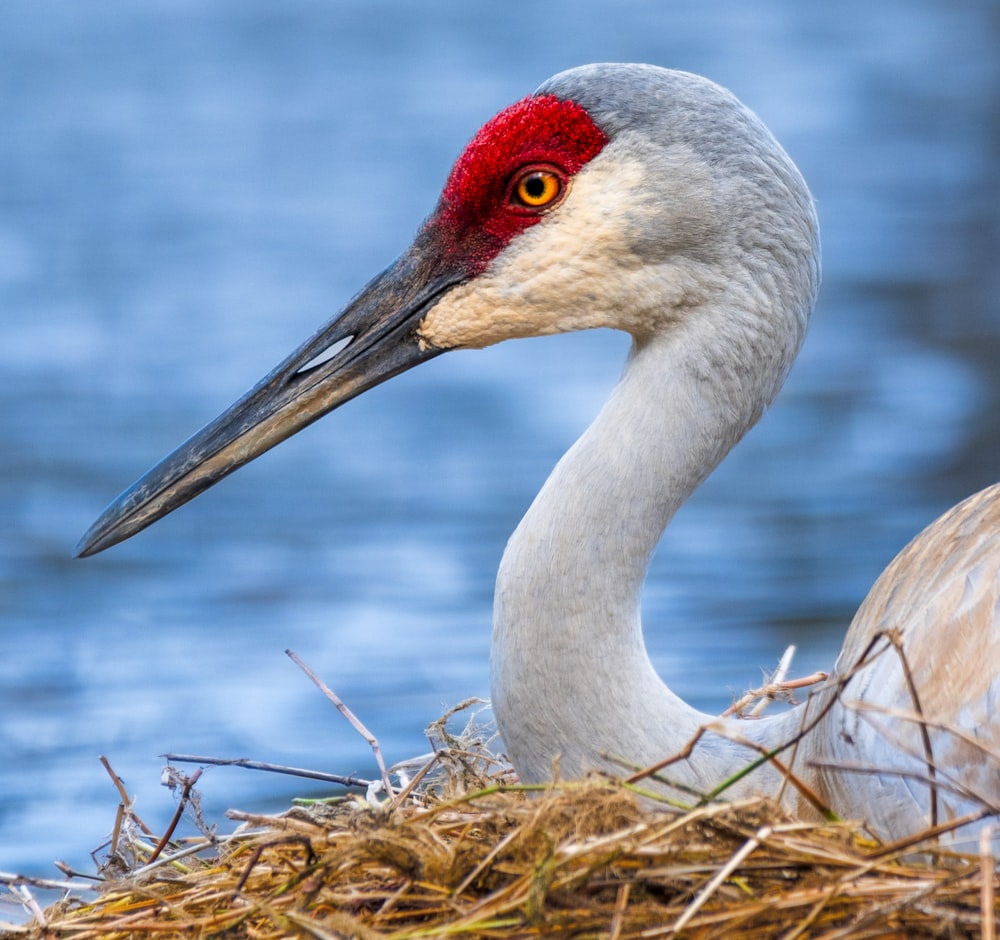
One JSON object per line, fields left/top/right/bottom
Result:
{"left": 3, "top": 653, "right": 997, "bottom": 940}
{"left": 4, "top": 717, "right": 997, "bottom": 940}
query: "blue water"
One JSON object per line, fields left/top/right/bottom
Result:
{"left": 2, "top": 0, "right": 998, "bottom": 895}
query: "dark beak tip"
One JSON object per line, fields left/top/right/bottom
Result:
{"left": 73, "top": 537, "right": 97, "bottom": 559}
{"left": 73, "top": 499, "right": 138, "bottom": 559}
{"left": 73, "top": 524, "right": 108, "bottom": 559}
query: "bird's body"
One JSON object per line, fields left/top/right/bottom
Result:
{"left": 78, "top": 64, "right": 999, "bottom": 849}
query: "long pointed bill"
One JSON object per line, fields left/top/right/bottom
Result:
{"left": 75, "top": 237, "right": 461, "bottom": 558}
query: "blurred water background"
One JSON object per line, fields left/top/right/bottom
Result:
{"left": 2, "top": 0, "right": 998, "bottom": 891}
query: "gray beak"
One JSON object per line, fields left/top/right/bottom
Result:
{"left": 75, "top": 237, "right": 461, "bottom": 558}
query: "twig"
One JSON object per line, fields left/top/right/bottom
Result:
{"left": 0, "top": 872, "right": 100, "bottom": 893}
{"left": 100, "top": 754, "right": 130, "bottom": 803}
{"left": 130, "top": 831, "right": 250, "bottom": 880}
{"left": 884, "top": 629, "right": 938, "bottom": 829}
{"left": 425, "top": 697, "right": 491, "bottom": 746}
{"left": 749, "top": 644, "right": 795, "bottom": 716}
{"left": 129, "top": 841, "right": 207, "bottom": 878}
{"left": 721, "top": 646, "right": 827, "bottom": 718}
{"left": 389, "top": 753, "right": 439, "bottom": 811}
{"left": 234, "top": 845, "right": 264, "bottom": 894}
{"left": 53, "top": 861, "right": 102, "bottom": 882}
{"left": 225, "top": 809, "right": 330, "bottom": 834}
{"left": 162, "top": 753, "right": 372, "bottom": 788}
{"left": 835, "top": 698, "right": 1000, "bottom": 815}
{"left": 109, "top": 802, "right": 125, "bottom": 859}
{"left": 146, "top": 769, "right": 202, "bottom": 865}
{"left": 806, "top": 755, "right": 987, "bottom": 810}
{"left": 286, "top": 648, "right": 394, "bottom": 796}
{"left": 452, "top": 824, "right": 524, "bottom": 898}
{"left": 840, "top": 702, "right": 1000, "bottom": 767}
{"left": 623, "top": 631, "right": 925, "bottom": 824}
{"left": 99, "top": 755, "right": 156, "bottom": 836}
{"left": 619, "top": 721, "right": 833, "bottom": 821}
{"left": 609, "top": 881, "right": 630, "bottom": 940}
{"left": 864, "top": 809, "right": 994, "bottom": 860}
{"left": 982, "top": 826, "right": 995, "bottom": 940}
{"left": 670, "top": 825, "right": 771, "bottom": 933}
{"left": 12, "top": 885, "right": 45, "bottom": 928}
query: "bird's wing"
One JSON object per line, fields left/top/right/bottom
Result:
{"left": 818, "top": 483, "right": 1000, "bottom": 843}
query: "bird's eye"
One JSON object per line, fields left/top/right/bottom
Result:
{"left": 510, "top": 167, "right": 564, "bottom": 210}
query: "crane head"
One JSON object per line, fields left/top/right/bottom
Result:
{"left": 76, "top": 64, "right": 818, "bottom": 556}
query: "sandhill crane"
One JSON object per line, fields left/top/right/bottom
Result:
{"left": 76, "top": 64, "right": 999, "bottom": 849}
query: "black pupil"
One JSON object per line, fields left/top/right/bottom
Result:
{"left": 524, "top": 174, "right": 547, "bottom": 199}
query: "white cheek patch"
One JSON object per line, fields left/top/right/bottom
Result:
{"left": 417, "top": 153, "right": 665, "bottom": 350}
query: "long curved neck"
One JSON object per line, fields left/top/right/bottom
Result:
{"left": 490, "top": 309, "right": 806, "bottom": 791}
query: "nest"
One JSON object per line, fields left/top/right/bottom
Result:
{"left": 2, "top": 658, "right": 998, "bottom": 939}
{"left": 3, "top": 741, "right": 997, "bottom": 937}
